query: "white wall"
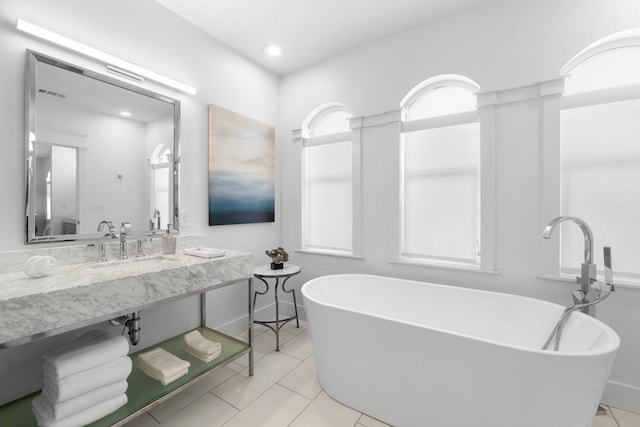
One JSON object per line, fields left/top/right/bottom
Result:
{"left": 0, "top": 0, "right": 279, "bottom": 404}
{"left": 279, "top": 0, "right": 640, "bottom": 413}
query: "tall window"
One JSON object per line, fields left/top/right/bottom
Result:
{"left": 559, "top": 31, "right": 640, "bottom": 280}
{"left": 399, "top": 75, "right": 480, "bottom": 266}
{"left": 300, "top": 104, "right": 354, "bottom": 255}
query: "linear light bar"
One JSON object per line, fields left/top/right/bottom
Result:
{"left": 106, "top": 65, "right": 145, "bottom": 83}
{"left": 16, "top": 19, "right": 197, "bottom": 95}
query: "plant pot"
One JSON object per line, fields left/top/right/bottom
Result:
{"left": 270, "top": 262, "right": 284, "bottom": 270}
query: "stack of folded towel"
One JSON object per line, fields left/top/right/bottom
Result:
{"left": 32, "top": 330, "right": 131, "bottom": 427}
{"left": 137, "top": 348, "right": 190, "bottom": 385}
{"left": 183, "top": 330, "right": 222, "bottom": 363}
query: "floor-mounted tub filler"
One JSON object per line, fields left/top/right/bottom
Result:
{"left": 301, "top": 274, "right": 619, "bottom": 427}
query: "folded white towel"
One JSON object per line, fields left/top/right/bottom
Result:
{"left": 33, "top": 393, "right": 127, "bottom": 427}
{"left": 183, "top": 330, "right": 221, "bottom": 356}
{"left": 42, "top": 356, "right": 132, "bottom": 402}
{"left": 38, "top": 380, "right": 128, "bottom": 421}
{"left": 183, "top": 344, "right": 222, "bottom": 363}
{"left": 137, "top": 348, "right": 190, "bottom": 381}
{"left": 139, "top": 364, "right": 188, "bottom": 385}
{"left": 43, "top": 330, "right": 129, "bottom": 379}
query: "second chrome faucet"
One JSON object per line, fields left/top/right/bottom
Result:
{"left": 542, "top": 216, "right": 614, "bottom": 317}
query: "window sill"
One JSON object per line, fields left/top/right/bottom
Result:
{"left": 538, "top": 274, "right": 640, "bottom": 290}
{"left": 388, "top": 258, "right": 499, "bottom": 275}
{"left": 294, "top": 248, "right": 365, "bottom": 260}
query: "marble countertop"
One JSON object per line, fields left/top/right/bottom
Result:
{"left": 0, "top": 249, "right": 253, "bottom": 347}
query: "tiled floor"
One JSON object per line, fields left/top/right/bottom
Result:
{"left": 122, "top": 321, "right": 640, "bottom": 427}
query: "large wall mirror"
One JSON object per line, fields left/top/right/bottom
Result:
{"left": 25, "top": 50, "right": 180, "bottom": 244}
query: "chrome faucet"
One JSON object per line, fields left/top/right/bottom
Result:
{"left": 542, "top": 216, "right": 613, "bottom": 316}
{"left": 97, "top": 220, "right": 116, "bottom": 238}
{"left": 119, "top": 222, "right": 132, "bottom": 260}
{"left": 96, "top": 220, "right": 117, "bottom": 263}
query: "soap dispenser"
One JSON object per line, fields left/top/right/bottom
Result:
{"left": 162, "top": 224, "right": 176, "bottom": 255}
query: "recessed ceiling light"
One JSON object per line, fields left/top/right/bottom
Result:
{"left": 118, "top": 111, "right": 132, "bottom": 117}
{"left": 263, "top": 44, "right": 283, "bottom": 57}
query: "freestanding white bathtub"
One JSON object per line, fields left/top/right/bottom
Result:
{"left": 301, "top": 274, "right": 619, "bottom": 427}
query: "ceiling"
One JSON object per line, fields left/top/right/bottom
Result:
{"left": 155, "top": 0, "right": 493, "bottom": 75}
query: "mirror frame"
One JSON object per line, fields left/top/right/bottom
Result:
{"left": 24, "top": 50, "right": 181, "bottom": 244}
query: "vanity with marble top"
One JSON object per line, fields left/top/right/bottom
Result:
{"left": 0, "top": 234, "right": 255, "bottom": 426}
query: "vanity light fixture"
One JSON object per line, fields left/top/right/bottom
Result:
{"left": 16, "top": 19, "right": 197, "bottom": 95}
{"left": 106, "top": 65, "right": 144, "bottom": 83}
{"left": 263, "top": 44, "right": 284, "bottom": 57}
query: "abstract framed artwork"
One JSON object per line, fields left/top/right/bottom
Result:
{"left": 208, "top": 105, "right": 275, "bottom": 225}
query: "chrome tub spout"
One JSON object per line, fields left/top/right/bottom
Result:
{"left": 542, "top": 216, "right": 597, "bottom": 315}
{"left": 542, "top": 246, "right": 615, "bottom": 351}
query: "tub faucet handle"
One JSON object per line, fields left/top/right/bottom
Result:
{"left": 603, "top": 246, "right": 614, "bottom": 292}
{"left": 591, "top": 247, "right": 614, "bottom": 294}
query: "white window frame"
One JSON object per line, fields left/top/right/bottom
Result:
{"left": 292, "top": 103, "right": 363, "bottom": 258}
{"left": 541, "top": 29, "right": 640, "bottom": 287}
{"left": 391, "top": 75, "right": 497, "bottom": 273}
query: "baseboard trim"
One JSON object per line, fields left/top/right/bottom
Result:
{"left": 210, "top": 303, "right": 307, "bottom": 337}
{"left": 601, "top": 380, "right": 640, "bottom": 414}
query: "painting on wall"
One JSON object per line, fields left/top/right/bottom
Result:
{"left": 208, "top": 105, "right": 275, "bottom": 226}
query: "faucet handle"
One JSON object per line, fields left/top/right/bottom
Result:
{"left": 120, "top": 222, "right": 132, "bottom": 241}
{"left": 603, "top": 246, "right": 614, "bottom": 291}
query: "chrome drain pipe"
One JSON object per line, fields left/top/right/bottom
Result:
{"left": 125, "top": 312, "right": 141, "bottom": 345}
{"left": 110, "top": 312, "right": 141, "bottom": 345}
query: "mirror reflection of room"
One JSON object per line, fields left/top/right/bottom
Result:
{"left": 34, "top": 143, "right": 77, "bottom": 236}
{"left": 31, "top": 59, "right": 175, "bottom": 238}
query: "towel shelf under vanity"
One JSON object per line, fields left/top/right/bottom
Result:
{"left": 0, "top": 327, "right": 251, "bottom": 426}
{"left": 0, "top": 247, "right": 256, "bottom": 426}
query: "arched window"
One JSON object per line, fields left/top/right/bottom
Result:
{"left": 299, "top": 103, "right": 355, "bottom": 255}
{"left": 559, "top": 30, "right": 640, "bottom": 280}
{"left": 399, "top": 75, "right": 481, "bottom": 266}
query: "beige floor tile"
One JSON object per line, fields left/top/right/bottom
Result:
{"left": 236, "top": 324, "right": 268, "bottom": 341}
{"left": 212, "top": 351, "right": 302, "bottom": 409}
{"left": 358, "top": 413, "right": 393, "bottom": 427}
{"left": 289, "top": 391, "right": 361, "bottom": 427}
{"left": 222, "top": 384, "right": 310, "bottom": 427}
{"left": 278, "top": 354, "right": 323, "bottom": 400}
{"left": 279, "top": 330, "right": 314, "bottom": 360}
{"left": 280, "top": 319, "right": 308, "bottom": 336}
{"left": 611, "top": 406, "right": 640, "bottom": 427}
{"left": 234, "top": 330, "right": 295, "bottom": 368}
{"left": 147, "top": 364, "right": 243, "bottom": 422}
{"left": 592, "top": 406, "right": 619, "bottom": 427}
{"left": 121, "top": 412, "right": 159, "bottom": 427}
{"left": 157, "top": 393, "right": 238, "bottom": 427}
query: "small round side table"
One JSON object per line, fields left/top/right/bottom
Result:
{"left": 253, "top": 264, "right": 301, "bottom": 351}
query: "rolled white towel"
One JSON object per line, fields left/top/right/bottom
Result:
{"left": 42, "top": 356, "right": 132, "bottom": 402}
{"left": 33, "top": 393, "right": 127, "bottom": 427}
{"left": 137, "top": 348, "right": 190, "bottom": 382}
{"left": 38, "top": 380, "right": 127, "bottom": 421}
{"left": 183, "top": 344, "right": 222, "bottom": 363}
{"left": 183, "top": 330, "right": 221, "bottom": 356}
{"left": 43, "top": 330, "right": 129, "bottom": 379}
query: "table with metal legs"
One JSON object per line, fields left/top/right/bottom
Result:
{"left": 253, "top": 264, "right": 301, "bottom": 351}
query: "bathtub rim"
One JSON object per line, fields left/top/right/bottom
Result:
{"left": 301, "top": 273, "right": 620, "bottom": 357}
